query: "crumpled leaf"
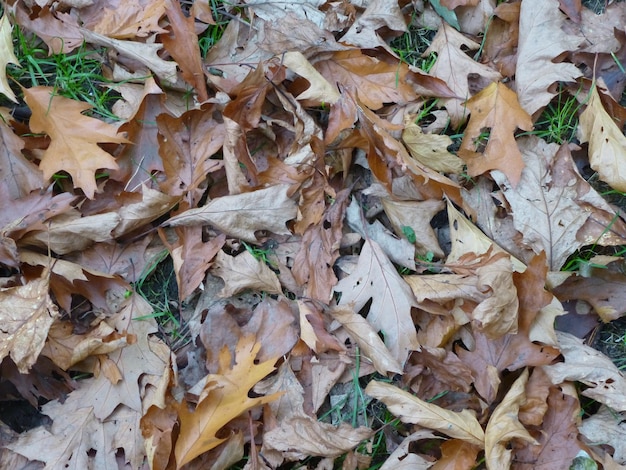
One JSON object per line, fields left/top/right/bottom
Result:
{"left": 0, "top": 269, "right": 59, "bottom": 373}
{"left": 0, "top": 13, "right": 19, "bottom": 103}
{"left": 578, "top": 85, "right": 626, "bottom": 192}
{"left": 175, "top": 334, "right": 282, "bottom": 467}
{"left": 402, "top": 118, "right": 464, "bottom": 174}
{"left": 24, "top": 86, "right": 129, "bottom": 199}
{"left": 334, "top": 239, "right": 420, "bottom": 366}
{"left": 515, "top": 0, "right": 583, "bottom": 115}
{"left": 365, "top": 380, "right": 485, "bottom": 446}
{"left": 211, "top": 249, "right": 282, "bottom": 297}
{"left": 167, "top": 184, "right": 297, "bottom": 242}
{"left": 458, "top": 82, "right": 533, "bottom": 187}
{"left": 0, "top": 120, "right": 43, "bottom": 200}
{"left": 282, "top": 51, "right": 340, "bottom": 104}
{"left": 579, "top": 406, "right": 626, "bottom": 465}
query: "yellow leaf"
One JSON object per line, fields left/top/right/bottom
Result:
{"left": 174, "top": 335, "right": 282, "bottom": 467}
{"left": 364, "top": 380, "right": 485, "bottom": 446}
{"left": 23, "top": 86, "right": 129, "bottom": 199}
{"left": 402, "top": 119, "right": 464, "bottom": 174}
{"left": 0, "top": 13, "right": 19, "bottom": 103}
{"left": 578, "top": 85, "right": 626, "bottom": 192}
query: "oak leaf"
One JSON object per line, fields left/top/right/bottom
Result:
{"left": 579, "top": 406, "right": 626, "bottom": 465}
{"left": 402, "top": 118, "right": 464, "bottom": 174}
{"left": 0, "top": 13, "right": 19, "bottom": 103}
{"left": 23, "top": 86, "right": 129, "bottom": 199}
{"left": 211, "top": 249, "right": 282, "bottom": 297}
{"left": 365, "top": 380, "right": 485, "bottom": 446}
{"left": 175, "top": 335, "right": 282, "bottom": 467}
{"left": 458, "top": 82, "right": 533, "bottom": 187}
{"left": 167, "top": 184, "right": 298, "bottom": 242}
{"left": 334, "top": 239, "right": 420, "bottom": 366}
{"left": 515, "top": 0, "right": 582, "bottom": 115}
{"left": 85, "top": 0, "right": 167, "bottom": 39}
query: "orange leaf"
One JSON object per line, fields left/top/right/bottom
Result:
{"left": 174, "top": 335, "right": 282, "bottom": 467}
{"left": 24, "top": 86, "right": 129, "bottom": 199}
{"left": 458, "top": 82, "right": 532, "bottom": 187}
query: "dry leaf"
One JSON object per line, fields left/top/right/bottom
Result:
{"left": 211, "top": 249, "right": 282, "bottom": 297}
{"left": 579, "top": 406, "right": 626, "bottom": 465}
{"left": 0, "top": 120, "right": 43, "bottom": 199}
{"left": 402, "top": 119, "right": 464, "bottom": 174}
{"left": 365, "top": 380, "right": 485, "bottom": 446}
{"left": 167, "top": 184, "right": 297, "bottom": 242}
{"left": 0, "top": 14, "right": 19, "bottom": 103}
{"left": 282, "top": 51, "right": 340, "bottom": 104}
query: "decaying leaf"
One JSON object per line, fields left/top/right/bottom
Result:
{"left": 211, "top": 249, "right": 282, "bottom": 297}
{"left": 402, "top": 118, "right": 464, "bottom": 174}
{"left": 0, "top": 14, "right": 19, "bottom": 103}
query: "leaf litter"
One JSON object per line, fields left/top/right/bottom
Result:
{"left": 1, "top": 0, "right": 626, "bottom": 468}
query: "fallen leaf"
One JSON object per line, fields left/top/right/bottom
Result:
{"left": 365, "top": 380, "right": 485, "bottom": 446}
{"left": 282, "top": 51, "right": 340, "bottom": 104}
{"left": 431, "top": 439, "right": 481, "bottom": 470}
{"left": 578, "top": 85, "right": 626, "bottom": 192}
{"left": 458, "top": 82, "right": 533, "bottom": 187}
{"left": 339, "top": 0, "right": 407, "bottom": 51}
{"left": 579, "top": 406, "right": 626, "bottom": 465}
{"left": 0, "top": 14, "right": 19, "bottom": 103}
{"left": 175, "top": 334, "right": 282, "bottom": 467}
{"left": 402, "top": 118, "right": 464, "bottom": 174}
{"left": 167, "top": 184, "right": 297, "bottom": 242}
{"left": 211, "top": 249, "right": 282, "bottom": 297}
{"left": 24, "top": 86, "right": 129, "bottom": 199}
{"left": 83, "top": 0, "right": 167, "bottom": 39}
{"left": 515, "top": 0, "right": 582, "bottom": 115}
{"left": 334, "top": 239, "right": 420, "bottom": 366}
{"left": 0, "top": 120, "right": 43, "bottom": 199}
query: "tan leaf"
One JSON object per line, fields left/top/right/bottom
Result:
{"left": 83, "top": 0, "right": 167, "bottom": 39}
{"left": 458, "top": 82, "right": 533, "bottom": 187}
{"left": 484, "top": 368, "right": 537, "bottom": 470}
{"left": 424, "top": 22, "right": 502, "bottom": 126}
{"left": 544, "top": 331, "right": 626, "bottom": 411}
{"left": 329, "top": 306, "right": 402, "bottom": 375}
{"left": 334, "top": 239, "right": 420, "bottom": 366}
{"left": 167, "top": 184, "right": 297, "bottom": 242}
{"left": 113, "top": 185, "right": 180, "bottom": 237}
{"left": 282, "top": 51, "right": 340, "bottom": 104}
{"left": 211, "top": 249, "right": 282, "bottom": 297}
{"left": 0, "top": 120, "right": 43, "bottom": 199}
{"left": 515, "top": 0, "right": 582, "bottom": 115}
{"left": 431, "top": 439, "right": 481, "bottom": 470}
{"left": 365, "top": 380, "right": 485, "bottom": 446}
{"left": 579, "top": 406, "right": 626, "bottom": 465}
{"left": 339, "top": 0, "right": 407, "bottom": 51}
{"left": 23, "top": 86, "right": 129, "bottom": 199}
{"left": 0, "top": 270, "right": 59, "bottom": 372}
{"left": 0, "top": 14, "right": 19, "bottom": 103}
{"left": 175, "top": 335, "right": 282, "bottom": 467}
{"left": 402, "top": 119, "right": 464, "bottom": 174}
{"left": 578, "top": 85, "right": 626, "bottom": 192}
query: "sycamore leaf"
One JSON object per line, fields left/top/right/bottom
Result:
{"left": 167, "top": 184, "right": 297, "bottom": 242}
{"left": 0, "top": 14, "right": 19, "bottom": 103}
{"left": 334, "top": 239, "right": 420, "bottom": 366}
{"left": 578, "top": 85, "right": 626, "bottom": 192}
{"left": 23, "top": 86, "right": 129, "bottom": 199}
{"left": 484, "top": 368, "right": 537, "bottom": 470}
{"left": 175, "top": 335, "right": 282, "bottom": 467}
{"left": 458, "top": 82, "right": 533, "bottom": 187}
{"left": 365, "top": 381, "right": 485, "bottom": 446}
{"left": 515, "top": 0, "right": 582, "bottom": 115}
{"left": 0, "top": 269, "right": 59, "bottom": 373}
{"left": 211, "top": 249, "right": 282, "bottom": 297}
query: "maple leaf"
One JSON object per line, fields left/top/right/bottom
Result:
{"left": 365, "top": 380, "right": 485, "bottom": 446}
{"left": 515, "top": 0, "right": 582, "bottom": 115}
{"left": 458, "top": 82, "right": 533, "bottom": 187}
{"left": 23, "top": 86, "right": 129, "bottom": 199}
{"left": 0, "top": 13, "right": 19, "bottom": 103}
{"left": 175, "top": 334, "right": 282, "bottom": 467}
{"left": 334, "top": 239, "right": 420, "bottom": 366}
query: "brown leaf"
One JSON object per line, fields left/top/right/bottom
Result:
{"left": 365, "top": 380, "right": 485, "bottom": 446}
{"left": 0, "top": 120, "right": 43, "bottom": 200}
{"left": 402, "top": 119, "right": 464, "bottom": 174}
{"left": 339, "top": 0, "right": 407, "bottom": 51}
{"left": 80, "top": 0, "right": 167, "bottom": 39}
{"left": 0, "top": 13, "right": 19, "bottom": 103}
{"left": 167, "top": 184, "right": 297, "bottom": 242}
{"left": 431, "top": 439, "right": 480, "bottom": 470}
{"left": 175, "top": 335, "right": 282, "bottom": 467}
{"left": 24, "top": 86, "right": 129, "bottom": 199}
{"left": 458, "top": 82, "right": 533, "bottom": 187}
{"left": 334, "top": 239, "right": 420, "bottom": 367}
{"left": 211, "top": 249, "right": 282, "bottom": 297}
{"left": 282, "top": 51, "right": 340, "bottom": 104}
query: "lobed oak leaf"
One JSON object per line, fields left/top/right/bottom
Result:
{"left": 23, "top": 86, "right": 129, "bottom": 199}
{"left": 0, "top": 14, "right": 19, "bottom": 103}
{"left": 515, "top": 0, "right": 582, "bottom": 115}
{"left": 365, "top": 380, "right": 485, "bottom": 446}
{"left": 334, "top": 239, "right": 420, "bottom": 367}
{"left": 458, "top": 82, "right": 533, "bottom": 187}
{"left": 578, "top": 85, "right": 626, "bottom": 192}
{"left": 175, "top": 334, "right": 282, "bottom": 467}
{"left": 167, "top": 184, "right": 297, "bottom": 242}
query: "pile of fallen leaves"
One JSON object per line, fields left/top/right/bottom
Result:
{"left": 3, "top": 0, "right": 626, "bottom": 468}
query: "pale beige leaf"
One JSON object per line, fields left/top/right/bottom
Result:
{"left": 380, "top": 430, "right": 441, "bottom": 469}
{"left": 544, "top": 332, "right": 626, "bottom": 411}
{"left": 485, "top": 368, "right": 537, "bottom": 470}
{"left": 0, "top": 14, "right": 19, "bottom": 103}
{"left": 329, "top": 306, "right": 402, "bottom": 375}
{"left": 515, "top": 0, "right": 583, "bottom": 115}
{"left": 579, "top": 406, "right": 626, "bottom": 464}
{"left": 168, "top": 184, "right": 297, "bottom": 242}
{"left": 339, "top": 0, "right": 407, "bottom": 51}
{"left": 211, "top": 249, "right": 282, "bottom": 297}
{"left": 113, "top": 185, "right": 179, "bottom": 237}
{"left": 578, "top": 86, "right": 626, "bottom": 192}
{"left": 334, "top": 239, "right": 420, "bottom": 366}
{"left": 282, "top": 51, "right": 340, "bottom": 104}
{"left": 0, "top": 271, "right": 59, "bottom": 372}
{"left": 365, "top": 380, "right": 485, "bottom": 446}
{"left": 402, "top": 119, "right": 463, "bottom": 174}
